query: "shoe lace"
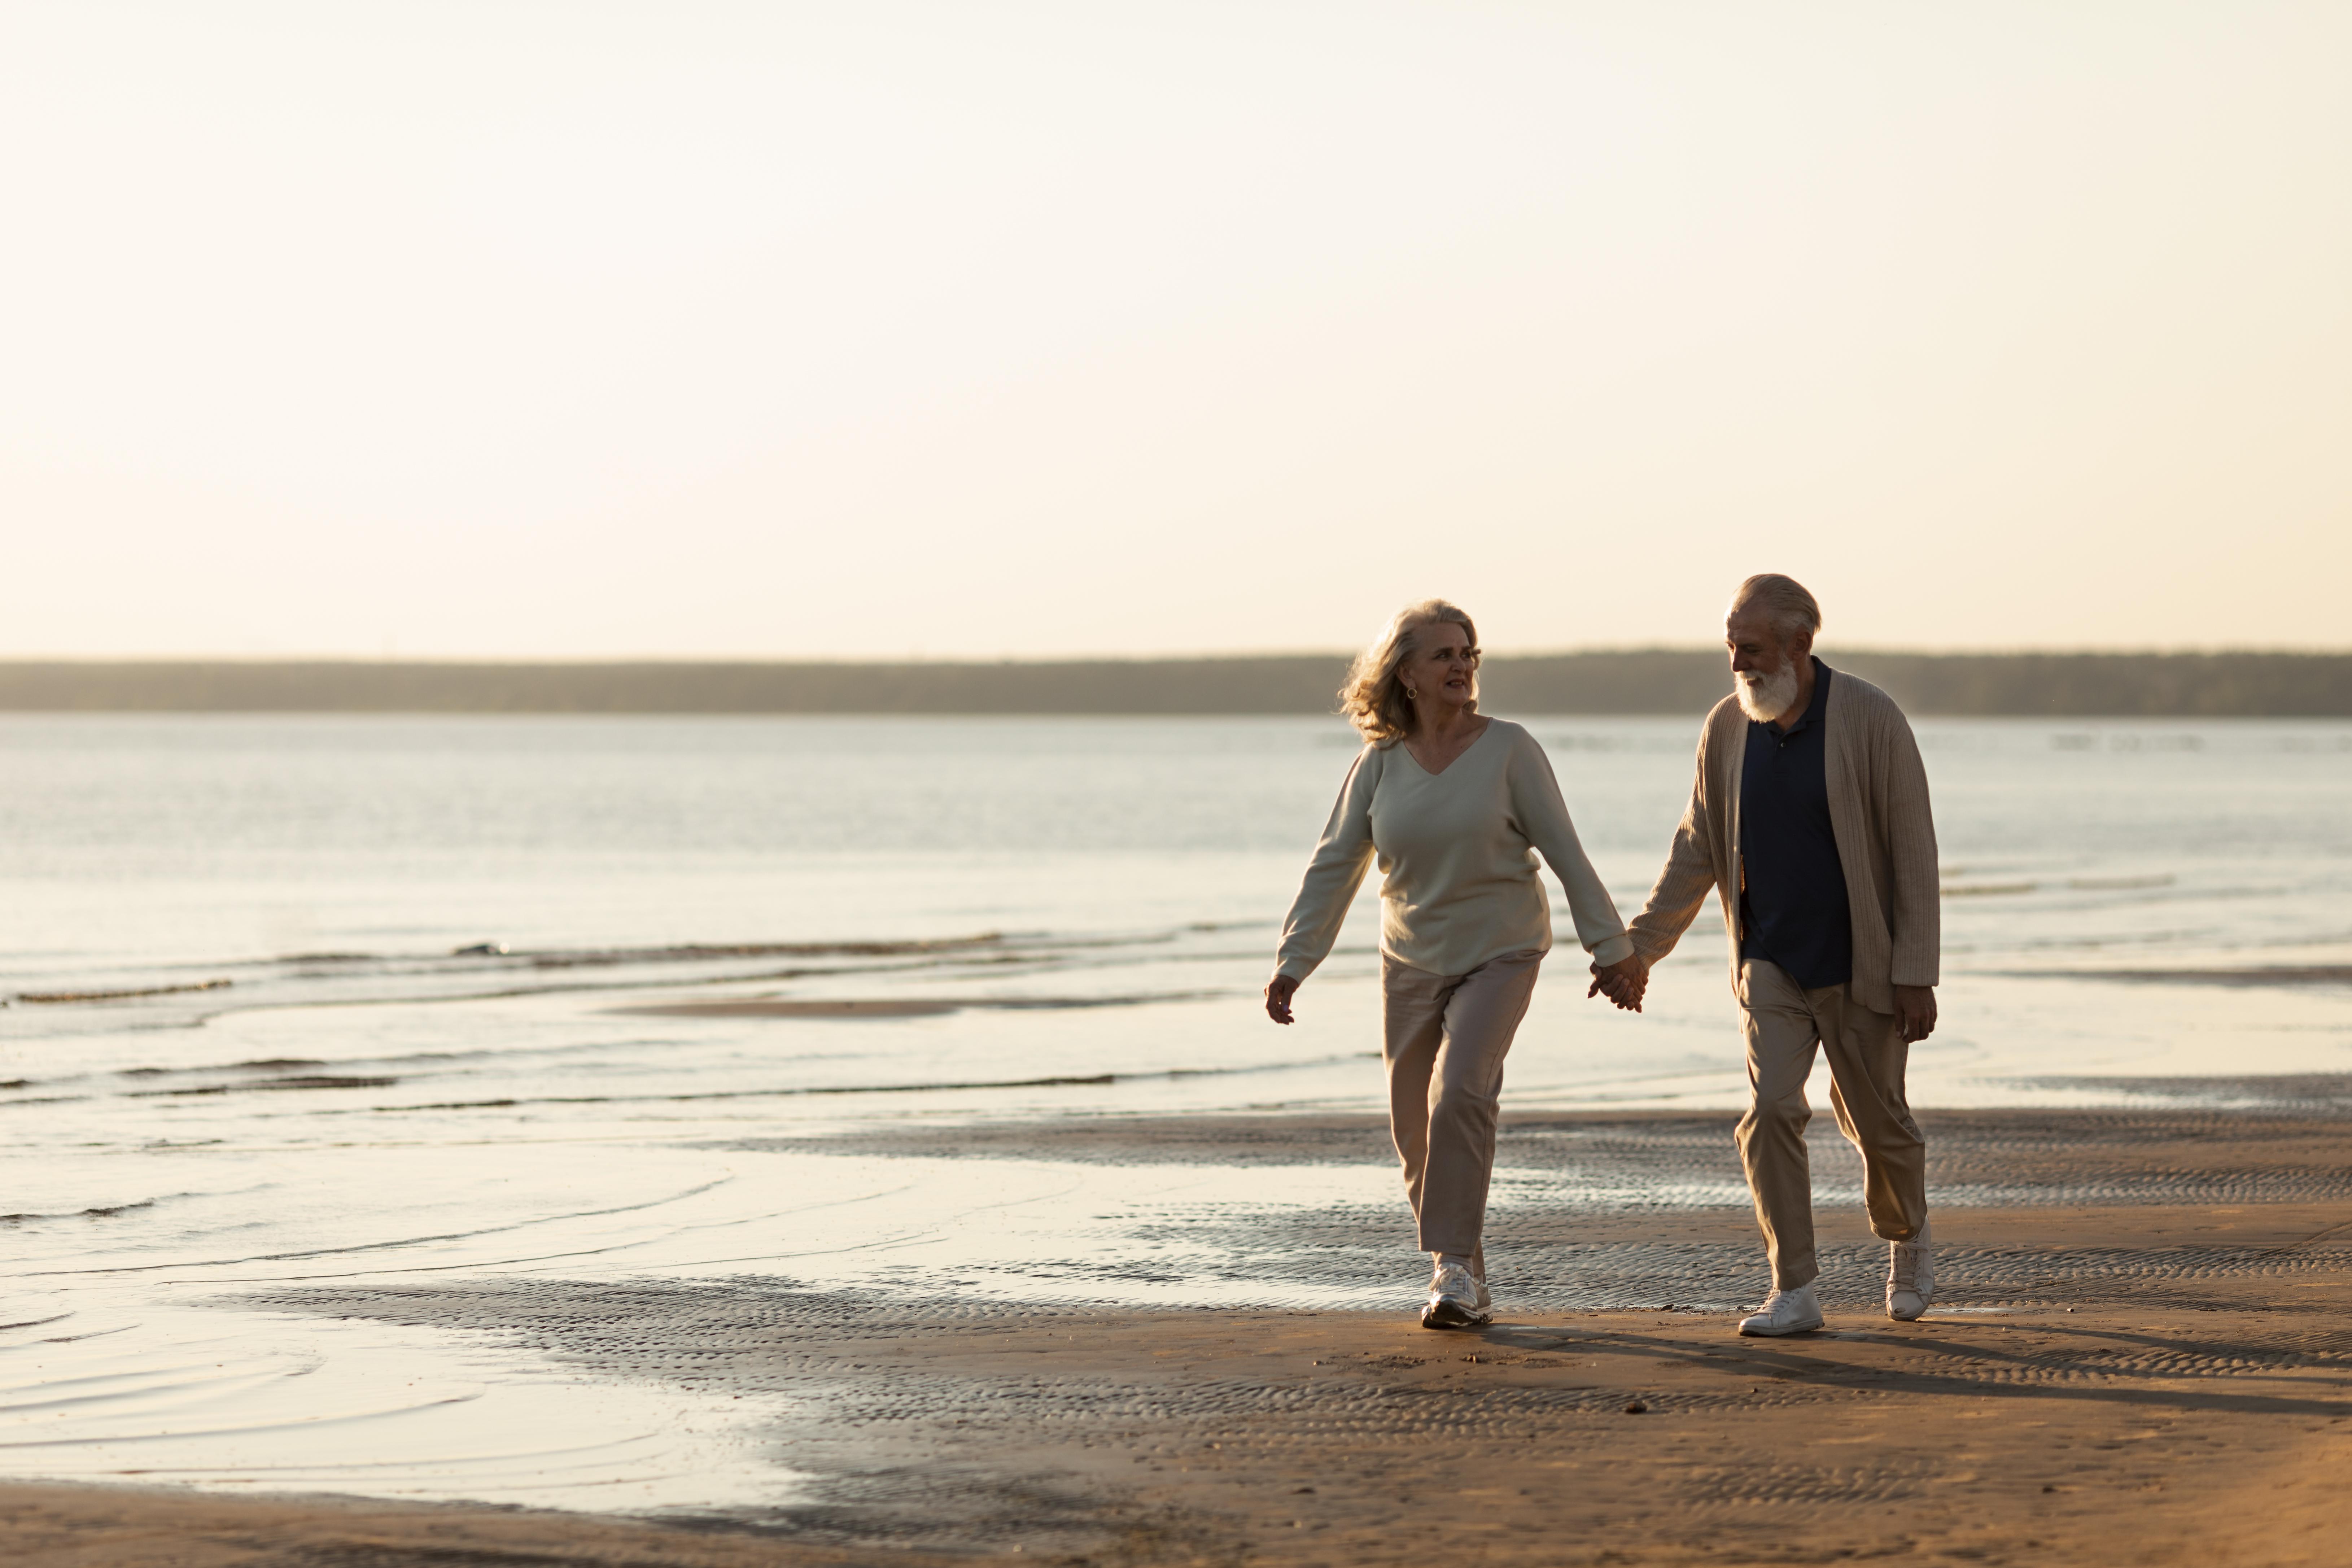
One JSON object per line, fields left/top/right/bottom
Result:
{"left": 1890, "top": 1240, "right": 1925, "bottom": 1292}
{"left": 1432, "top": 1263, "right": 1476, "bottom": 1299}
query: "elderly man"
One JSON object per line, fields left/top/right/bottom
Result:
{"left": 1596, "top": 574, "right": 1940, "bottom": 1334}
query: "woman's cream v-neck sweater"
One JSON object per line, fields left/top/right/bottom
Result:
{"left": 1276, "top": 719, "right": 1633, "bottom": 981}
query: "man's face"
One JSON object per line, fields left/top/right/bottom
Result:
{"left": 1725, "top": 606, "right": 1797, "bottom": 677}
{"left": 1726, "top": 603, "right": 1812, "bottom": 723}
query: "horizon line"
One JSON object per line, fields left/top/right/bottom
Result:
{"left": 2, "top": 644, "right": 2350, "bottom": 667}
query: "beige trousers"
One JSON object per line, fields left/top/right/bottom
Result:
{"left": 1737, "top": 958, "right": 1928, "bottom": 1290}
{"left": 1381, "top": 948, "right": 1543, "bottom": 1261}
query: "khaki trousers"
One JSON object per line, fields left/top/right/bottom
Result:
{"left": 1381, "top": 948, "right": 1543, "bottom": 1261}
{"left": 1737, "top": 958, "right": 1928, "bottom": 1290}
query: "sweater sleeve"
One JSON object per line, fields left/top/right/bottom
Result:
{"left": 1507, "top": 730, "right": 1634, "bottom": 968}
{"left": 1627, "top": 724, "right": 1723, "bottom": 966}
{"left": 1274, "top": 744, "right": 1383, "bottom": 981}
{"left": 1877, "top": 705, "right": 1942, "bottom": 988}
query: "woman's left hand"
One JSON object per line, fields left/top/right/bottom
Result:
{"left": 1588, "top": 954, "right": 1648, "bottom": 1012}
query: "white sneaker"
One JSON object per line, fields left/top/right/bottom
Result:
{"left": 1887, "top": 1223, "right": 1934, "bottom": 1322}
{"left": 1421, "top": 1261, "right": 1490, "bottom": 1330}
{"left": 1737, "top": 1282, "right": 1823, "bottom": 1337}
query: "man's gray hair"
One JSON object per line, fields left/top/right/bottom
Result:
{"left": 1730, "top": 573, "right": 1823, "bottom": 641}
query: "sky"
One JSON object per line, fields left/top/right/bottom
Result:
{"left": 3, "top": 1, "right": 2347, "bottom": 659}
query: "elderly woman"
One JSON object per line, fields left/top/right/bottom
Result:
{"left": 1265, "top": 600, "right": 1642, "bottom": 1329}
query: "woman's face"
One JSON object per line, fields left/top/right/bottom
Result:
{"left": 1401, "top": 621, "right": 1479, "bottom": 718}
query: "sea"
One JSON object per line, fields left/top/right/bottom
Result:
{"left": 0, "top": 713, "right": 2347, "bottom": 1511}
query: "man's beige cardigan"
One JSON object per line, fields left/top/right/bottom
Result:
{"left": 1627, "top": 669, "right": 1939, "bottom": 1014}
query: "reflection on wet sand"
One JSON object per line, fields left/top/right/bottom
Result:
{"left": 6, "top": 1105, "right": 2349, "bottom": 1563}
{"left": 5, "top": 1102, "right": 2351, "bottom": 1535}
{"left": 1996, "top": 963, "right": 2352, "bottom": 987}
{"left": 609, "top": 993, "right": 1210, "bottom": 1019}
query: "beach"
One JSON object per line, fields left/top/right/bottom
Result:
{"left": 16, "top": 0, "right": 2352, "bottom": 1552}
{"left": 1, "top": 714, "right": 2348, "bottom": 1561}
{"left": 7, "top": 1103, "right": 2351, "bottom": 1565}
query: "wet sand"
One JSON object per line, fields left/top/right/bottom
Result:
{"left": 6, "top": 1105, "right": 2350, "bottom": 1566}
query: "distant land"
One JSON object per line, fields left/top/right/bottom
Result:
{"left": 0, "top": 651, "right": 2346, "bottom": 717}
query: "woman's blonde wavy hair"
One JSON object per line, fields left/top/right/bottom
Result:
{"left": 1338, "top": 599, "right": 1479, "bottom": 745}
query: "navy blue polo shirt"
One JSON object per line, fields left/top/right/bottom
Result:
{"left": 1738, "top": 658, "right": 1852, "bottom": 989}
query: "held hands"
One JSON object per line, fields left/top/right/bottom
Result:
{"left": 1587, "top": 953, "right": 1649, "bottom": 1013}
{"left": 1264, "top": 973, "right": 1300, "bottom": 1025}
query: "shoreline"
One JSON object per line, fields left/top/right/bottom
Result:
{"left": 7, "top": 1102, "right": 2350, "bottom": 1565}
{"left": 1, "top": 654, "right": 2347, "bottom": 717}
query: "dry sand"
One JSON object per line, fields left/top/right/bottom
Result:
{"left": 5, "top": 1106, "right": 2349, "bottom": 1567}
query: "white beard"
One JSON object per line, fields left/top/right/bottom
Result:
{"left": 1735, "top": 660, "right": 1802, "bottom": 724}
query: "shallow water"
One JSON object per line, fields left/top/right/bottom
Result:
{"left": 0, "top": 713, "right": 2347, "bottom": 1510}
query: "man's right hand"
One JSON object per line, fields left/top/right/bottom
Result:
{"left": 1588, "top": 954, "right": 1649, "bottom": 1012}
{"left": 1264, "top": 973, "right": 1300, "bottom": 1024}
